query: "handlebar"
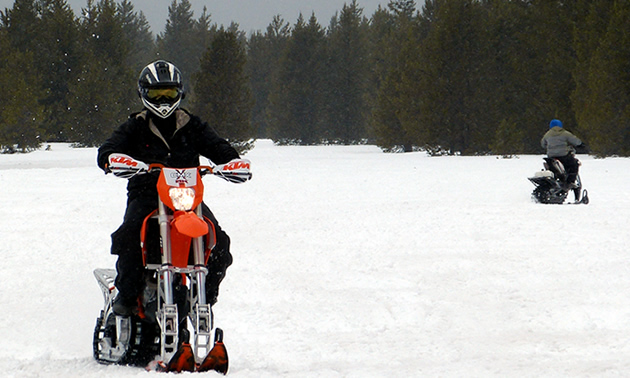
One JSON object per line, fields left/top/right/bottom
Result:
{"left": 146, "top": 164, "right": 215, "bottom": 176}
{"left": 110, "top": 160, "right": 250, "bottom": 184}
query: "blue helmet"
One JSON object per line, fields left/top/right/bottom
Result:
{"left": 549, "top": 119, "right": 563, "bottom": 128}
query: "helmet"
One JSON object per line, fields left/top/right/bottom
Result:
{"left": 549, "top": 119, "right": 563, "bottom": 128}
{"left": 138, "top": 60, "right": 184, "bottom": 118}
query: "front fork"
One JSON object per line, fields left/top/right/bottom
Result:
{"left": 191, "top": 206, "right": 213, "bottom": 361}
{"left": 156, "top": 201, "right": 213, "bottom": 363}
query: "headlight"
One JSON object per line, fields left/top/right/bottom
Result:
{"left": 169, "top": 187, "right": 196, "bottom": 210}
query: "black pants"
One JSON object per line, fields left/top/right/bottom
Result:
{"left": 111, "top": 193, "right": 232, "bottom": 303}
{"left": 554, "top": 154, "right": 579, "bottom": 185}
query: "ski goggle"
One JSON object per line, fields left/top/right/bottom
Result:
{"left": 146, "top": 88, "right": 180, "bottom": 100}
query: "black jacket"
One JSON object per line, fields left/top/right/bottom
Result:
{"left": 97, "top": 109, "right": 240, "bottom": 194}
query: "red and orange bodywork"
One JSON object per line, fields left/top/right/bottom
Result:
{"left": 140, "top": 166, "right": 216, "bottom": 268}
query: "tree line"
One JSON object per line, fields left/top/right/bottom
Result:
{"left": 0, "top": 0, "right": 629, "bottom": 156}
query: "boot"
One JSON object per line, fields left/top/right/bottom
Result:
{"left": 206, "top": 284, "right": 219, "bottom": 306}
{"left": 112, "top": 293, "right": 138, "bottom": 316}
{"left": 205, "top": 271, "right": 222, "bottom": 306}
{"left": 204, "top": 246, "right": 231, "bottom": 306}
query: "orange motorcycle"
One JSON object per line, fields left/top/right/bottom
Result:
{"left": 93, "top": 156, "right": 251, "bottom": 373}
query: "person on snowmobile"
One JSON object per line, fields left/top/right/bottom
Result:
{"left": 541, "top": 119, "right": 585, "bottom": 198}
{"left": 97, "top": 60, "right": 245, "bottom": 316}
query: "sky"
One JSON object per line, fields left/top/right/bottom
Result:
{"left": 0, "top": 0, "right": 418, "bottom": 34}
{"left": 1, "top": 141, "right": 630, "bottom": 376}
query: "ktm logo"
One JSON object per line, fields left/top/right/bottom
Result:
{"left": 111, "top": 156, "right": 138, "bottom": 167}
{"left": 223, "top": 161, "right": 250, "bottom": 171}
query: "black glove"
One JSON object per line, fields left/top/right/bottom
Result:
{"left": 575, "top": 143, "right": 588, "bottom": 154}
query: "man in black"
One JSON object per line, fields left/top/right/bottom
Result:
{"left": 97, "top": 60, "right": 249, "bottom": 315}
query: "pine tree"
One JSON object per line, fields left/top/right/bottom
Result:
{"left": 0, "top": 30, "right": 44, "bottom": 152}
{"left": 66, "top": 0, "right": 135, "bottom": 146}
{"left": 416, "top": 0, "right": 492, "bottom": 154}
{"left": 247, "top": 15, "right": 290, "bottom": 138}
{"left": 580, "top": 0, "right": 630, "bottom": 156}
{"left": 267, "top": 13, "right": 326, "bottom": 144}
{"left": 521, "top": 0, "right": 578, "bottom": 152}
{"left": 483, "top": 0, "right": 531, "bottom": 154}
{"left": 118, "top": 0, "right": 155, "bottom": 71}
{"left": 490, "top": 118, "right": 525, "bottom": 157}
{"left": 323, "top": 0, "right": 370, "bottom": 143}
{"left": 571, "top": 0, "right": 614, "bottom": 155}
{"left": 0, "top": 0, "right": 39, "bottom": 52}
{"left": 35, "top": 0, "right": 81, "bottom": 141}
{"left": 193, "top": 7, "right": 217, "bottom": 55}
{"left": 158, "top": 0, "right": 200, "bottom": 80}
{"left": 0, "top": 0, "right": 81, "bottom": 143}
{"left": 191, "top": 28, "right": 254, "bottom": 153}
{"left": 370, "top": 1, "right": 420, "bottom": 152}
{"left": 368, "top": 6, "right": 402, "bottom": 151}
{"left": 1, "top": 0, "right": 628, "bottom": 155}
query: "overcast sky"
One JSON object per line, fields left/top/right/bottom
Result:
{"left": 0, "top": 0, "right": 426, "bottom": 34}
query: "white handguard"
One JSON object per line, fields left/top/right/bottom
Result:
{"left": 107, "top": 153, "right": 149, "bottom": 178}
{"left": 214, "top": 158, "right": 252, "bottom": 183}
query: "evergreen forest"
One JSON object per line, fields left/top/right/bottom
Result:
{"left": 1, "top": 0, "right": 629, "bottom": 156}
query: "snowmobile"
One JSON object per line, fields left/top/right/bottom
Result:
{"left": 528, "top": 156, "right": 588, "bottom": 204}
{"left": 93, "top": 156, "right": 251, "bottom": 373}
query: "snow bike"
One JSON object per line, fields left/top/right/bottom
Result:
{"left": 93, "top": 156, "right": 251, "bottom": 373}
{"left": 528, "top": 156, "right": 588, "bottom": 204}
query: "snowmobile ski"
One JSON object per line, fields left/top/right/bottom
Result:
{"left": 567, "top": 189, "right": 589, "bottom": 204}
{"left": 144, "top": 328, "right": 228, "bottom": 373}
{"left": 198, "top": 328, "right": 229, "bottom": 374}
{"left": 153, "top": 342, "right": 196, "bottom": 373}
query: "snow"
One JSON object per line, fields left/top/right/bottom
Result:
{"left": 1, "top": 140, "right": 629, "bottom": 377}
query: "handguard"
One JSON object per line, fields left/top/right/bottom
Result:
{"left": 107, "top": 153, "right": 149, "bottom": 178}
{"left": 214, "top": 159, "right": 252, "bottom": 183}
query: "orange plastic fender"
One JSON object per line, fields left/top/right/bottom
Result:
{"left": 172, "top": 211, "right": 209, "bottom": 238}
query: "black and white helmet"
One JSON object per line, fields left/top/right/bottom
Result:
{"left": 138, "top": 60, "right": 184, "bottom": 118}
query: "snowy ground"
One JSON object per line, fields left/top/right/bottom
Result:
{"left": 1, "top": 140, "right": 629, "bottom": 377}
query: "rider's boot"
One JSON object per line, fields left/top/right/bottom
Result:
{"left": 205, "top": 248, "right": 231, "bottom": 306}
{"left": 573, "top": 188, "right": 581, "bottom": 202}
{"left": 205, "top": 279, "right": 219, "bottom": 306}
{"left": 564, "top": 181, "right": 578, "bottom": 190}
{"left": 112, "top": 293, "right": 138, "bottom": 316}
